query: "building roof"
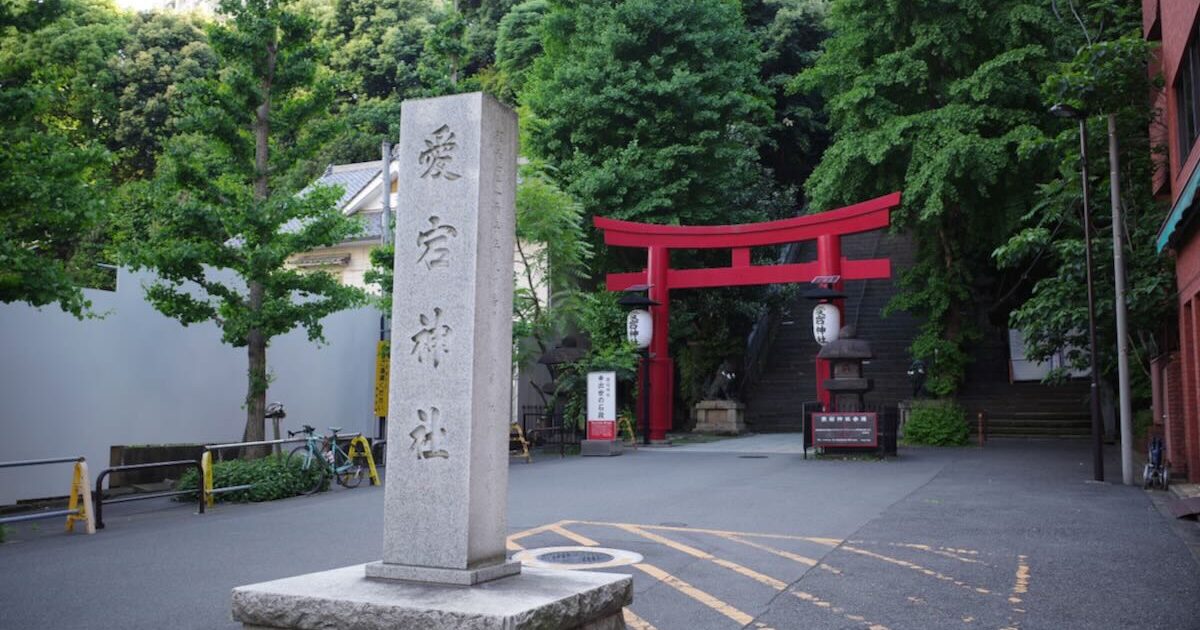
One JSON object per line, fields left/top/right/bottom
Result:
{"left": 311, "top": 161, "right": 383, "bottom": 211}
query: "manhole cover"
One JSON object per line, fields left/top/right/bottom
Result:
{"left": 538, "top": 550, "right": 615, "bottom": 565}
{"left": 513, "top": 546, "right": 643, "bottom": 570}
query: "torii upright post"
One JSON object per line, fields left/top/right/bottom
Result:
{"left": 596, "top": 192, "right": 901, "bottom": 442}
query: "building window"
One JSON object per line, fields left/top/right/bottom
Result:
{"left": 1177, "top": 26, "right": 1200, "bottom": 167}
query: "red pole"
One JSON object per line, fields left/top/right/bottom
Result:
{"left": 815, "top": 234, "right": 842, "bottom": 410}
{"left": 647, "top": 246, "right": 672, "bottom": 442}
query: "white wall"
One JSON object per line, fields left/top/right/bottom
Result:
{"left": 0, "top": 269, "right": 380, "bottom": 504}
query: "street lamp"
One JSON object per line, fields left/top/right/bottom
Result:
{"left": 1051, "top": 102, "right": 1104, "bottom": 482}
{"left": 619, "top": 285, "right": 659, "bottom": 446}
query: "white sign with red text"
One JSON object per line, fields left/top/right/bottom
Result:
{"left": 586, "top": 371, "right": 617, "bottom": 440}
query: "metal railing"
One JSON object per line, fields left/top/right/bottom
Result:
{"left": 736, "top": 241, "right": 804, "bottom": 402}
{"left": 0, "top": 456, "right": 94, "bottom": 534}
{"left": 93, "top": 460, "right": 203, "bottom": 530}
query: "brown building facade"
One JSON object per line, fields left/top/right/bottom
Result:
{"left": 1148, "top": 0, "right": 1200, "bottom": 482}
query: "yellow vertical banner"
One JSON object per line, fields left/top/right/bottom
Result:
{"left": 374, "top": 340, "right": 390, "bottom": 418}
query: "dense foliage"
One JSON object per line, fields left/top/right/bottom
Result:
{"left": 0, "top": 0, "right": 123, "bottom": 317}
{"left": 176, "top": 454, "right": 328, "bottom": 502}
{"left": 994, "top": 2, "right": 1172, "bottom": 399}
{"left": 904, "top": 400, "right": 969, "bottom": 446}
{"left": 800, "top": 0, "right": 1065, "bottom": 395}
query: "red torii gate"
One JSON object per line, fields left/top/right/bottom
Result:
{"left": 595, "top": 191, "right": 901, "bottom": 442}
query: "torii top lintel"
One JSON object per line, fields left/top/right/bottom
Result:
{"left": 596, "top": 191, "right": 901, "bottom": 291}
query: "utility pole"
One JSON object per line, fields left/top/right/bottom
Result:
{"left": 378, "top": 140, "right": 394, "bottom": 444}
{"left": 1052, "top": 103, "right": 1104, "bottom": 481}
{"left": 381, "top": 140, "right": 393, "bottom": 246}
{"left": 1107, "top": 114, "right": 1134, "bottom": 485}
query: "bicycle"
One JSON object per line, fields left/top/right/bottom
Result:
{"left": 286, "top": 425, "right": 367, "bottom": 494}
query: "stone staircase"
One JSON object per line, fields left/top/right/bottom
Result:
{"left": 742, "top": 230, "right": 1091, "bottom": 438}
{"left": 956, "top": 326, "right": 1092, "bottom": 438}
{"left": 744, "top": 229, "right": 921, "bottom": 432}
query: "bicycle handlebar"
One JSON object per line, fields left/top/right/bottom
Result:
{"left": 287, "top": 425, "right": 317, "bottom": 437}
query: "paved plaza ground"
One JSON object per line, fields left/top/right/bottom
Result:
{"left": 1, "top": 438, "right": 1198, "bottom": 629}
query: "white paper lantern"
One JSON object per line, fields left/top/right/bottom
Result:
{"left": 626, "top": 309, "right": 653, "bottom": 349}
{"left": 812, "top": 303, "right": 841, "bottom": 346}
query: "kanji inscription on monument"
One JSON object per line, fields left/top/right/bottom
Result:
{"left": 409, "top": 307, "right": 451, "bottom": 368}
{"left": 418, "top": 124, "right": 462, "bottom": 180}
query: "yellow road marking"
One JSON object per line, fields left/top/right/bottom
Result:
{"left": 549, "top": 523, "right": 600, "bottom": 547}
{"left": 506, "top": 539, "right": 524, "bottom": 551}
{"left": 718, "top": 534, "right": 843, "bottom": 575}
{"left": 841, "top": 545, "right": 996, "bottom": 596}
{"left": 570, "top": 520, "right": 841, "bottom": 546}
{"left": 634, "top": 562, "right": 755, "bottom": 626}
{"left": 872, "top": 542, "right": 989, "bottom": 565}
{"left": 1009, "top": 554, "right": 1029, "bottom": 602}
{"left": 507, "top": 520, "right": 568, "bottom": 545}
{"left": 623, "top": 608, "right": 657, "bottom": 630}
{"left": 615, "top": 524, "right": 788, "bottom": 590}
{"left": 793, "top": 591, "right": 890, "bottom": 630}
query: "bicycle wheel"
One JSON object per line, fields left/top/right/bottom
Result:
{"left": 289, "top": 445, "right": 326, "bottom": 495}
{"left": 337, "top": 450, "right": 366, "bottom": 488}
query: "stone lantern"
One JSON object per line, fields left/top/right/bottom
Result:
{"left": 816, "top": 325, "right": 873, "bottom": 412}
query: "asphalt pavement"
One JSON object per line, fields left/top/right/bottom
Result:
{"left": 1, "top": 438, "right": 1197, "bottom": 629}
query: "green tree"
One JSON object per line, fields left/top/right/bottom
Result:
{"left": 115, "top": 0, "right": 366, "bottom": 447}
{"left": 525, "top": 0, "right": 772, "bottom": 233}
{"left": 798, "top": 0, "right": 1065, "bottom": 396}
{"left": 108, "top": 10, "right": 218, "bottom": 181}
{"left": 325, "top": 0, "right": 431, "bottom": 101}
{"left": 512, "top": 163, "right": 593, "bottom": 364}
{"left": 994, "top": 3, "right": 1172, "bottom": 397}
{"left": 0, "top": 0, "right": 125, "bottom": 317}
{"left": 489, "top": 0, "right": 547, "bottom": 105}
{"left": 746, "top": 0, "right": 830, "bottom": 204}
{"left": 525, "top": 0, "right": 784, "bottom": 424}
{"left": 418, "top": 6, "right": 474, "bottom": 93}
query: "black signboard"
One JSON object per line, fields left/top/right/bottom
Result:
{"left": 812, "top": 412, "right": 878, "bottom": 448}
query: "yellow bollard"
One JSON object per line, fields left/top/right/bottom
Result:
{"left": 509, "top": 423, "right": 532, "bottom": 463}
{"left": 347, "top": 436, "right": 381, "bottom": 486}
{"left": 65, "top": 460, "right": 95, "bottom": 534}
{"left": 618, "top": 416, "right": 638, "bottom": 449}
{"left": 201, "top": 451, "right": 214, "bottom": 507}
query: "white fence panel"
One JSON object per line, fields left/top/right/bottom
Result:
{"left": 0, "top": 268, "right": 380, "bottom": 505}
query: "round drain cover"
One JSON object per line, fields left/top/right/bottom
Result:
{"left": 538, "top": 550, "right": 615, "bottom": 565}
{"left": 513, "top": 546, "right": 643, "bottom": 570}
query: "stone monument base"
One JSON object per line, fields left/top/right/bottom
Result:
{"left": 693, "top": 400, "right": 745, "bottom": 435}
{"left": 364, "top": 559, "right": 521, "bottom": 586}
{"left": 581, "top": 439, "right": 623, "bottom": 457}
{"left": 233, "top": 564, "right": 632, "bottom": 630}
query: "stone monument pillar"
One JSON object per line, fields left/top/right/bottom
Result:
{"left": 230, "top": 93, "right": 631, "bottom": 629}
{"left": 363, "top": 88, "right": 520, "bottom": 586}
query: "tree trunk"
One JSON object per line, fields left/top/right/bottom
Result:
{"left": 242, "top": 35, "right": 276, "bottom": 457}
{"left": 243, "top": 311, "right": 268, "bottom": 458}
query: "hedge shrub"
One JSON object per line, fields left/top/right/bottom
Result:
{"left": 176, "top": 454, "right": 327, "bottom": 503}
{"left": 904, "top": 400, "right": 969, "bottom": 446}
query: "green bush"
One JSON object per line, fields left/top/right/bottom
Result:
{"left": 904, "top": 401, "right": 969, "bottom": 446}
{"left": 176, "top": 454, "right": 328, "bottom": 503}
{"left": 0, "top": 524, "right": 7, "bottom": 543}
